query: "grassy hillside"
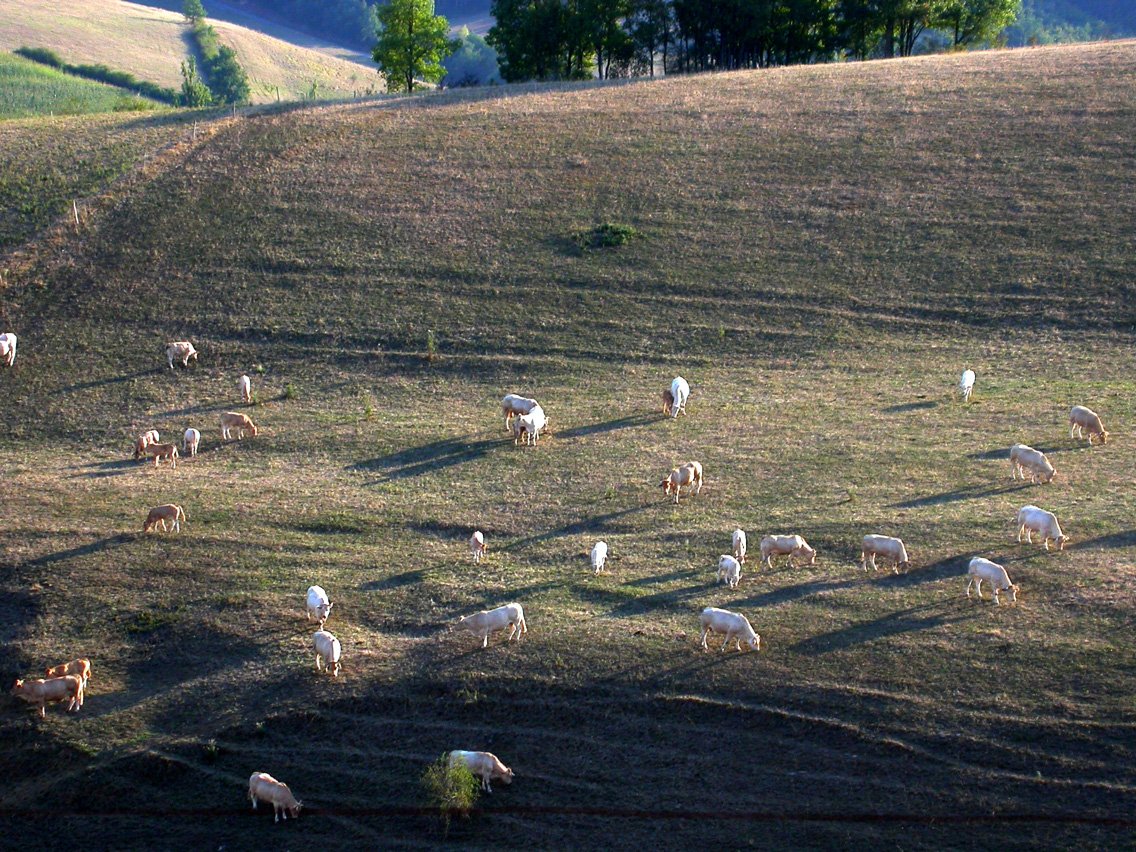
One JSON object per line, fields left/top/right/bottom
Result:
{"left": 1, "top": 42, "right": 1134, "bottom": 849}
{"left": 0, "top": 0, "right": 378, "bottom": 103}
{"left": 0, "top": 51, "right": 165, "bottom": 120}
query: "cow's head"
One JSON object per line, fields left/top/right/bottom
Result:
{"left": 748, "top": 634, "right": 761, "bottom": 651}
{"left": 801, "top": 544, "right": 817, "bottom": 564}
{"left": 249, "top": 424, "right": 259, "bottom": 437}
{"left": 10, "top": 679, "right": 24, "bottom": 693}
{"left": 1055, "top": 535, "right": 1067, "bottom": 551}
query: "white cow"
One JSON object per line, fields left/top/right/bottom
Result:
{"left": 1069, "top": 405, "right": 1108, "bottom": 445}
{"left": 699, "top": 607, "right": 760, "bottom": 652}
{"left": 0, "top": 332, "right": 16, "bottom": 366}
{"left": 248, "top": 772, "right": 302, "bottom": 822}
{"left": 456, "top": 603, "right": 527, "bottom": 648}
{"left": 313, "top": 630, "right": 341, "bottom": 676}
{"left": 670, "top": 377, "right": 690, "bottom": 418}
{"left": 239, "top": 374, "right": 252, "bottom": 404}
{"left": 717, "top": 555, "right": 741, "bottom": 589}
{"left": 959, "top": 369, "right": 975, "bottom": 402}
{"left": 760, "top": 534, "right": 816, "bottom": 569}
{"left": 512, "top": 404, "right": 547, "bottom": 446}
{"left": 861, "top": 535, "right": 910, "bottom": 573}
{"left": 591, "top": 541, "right": 608, "bottom": 574}
{"left": 306, "top": 585, "right": 332, "bottom": 626}
{"left": 183, "top": 427, "right": 200, "bottom": 457}
{"left": 448, "top": 750, "right": 515, "bottom": 793}
{"left": 1016, "top": 505, "right": 1066, "bottom": 551}
{"left": 966, "top": 557, "right": 1019, "bottom": 605}
{"left": 501, "top": 394, "right": 540, "bottom": 432}
{"left": 166, "top": 341, "right": 197, "bottom": 369}
{"left": 732, "top": 528, "right": 747, "bottom": 564}
{"left": 1009, "top": 443, "right": 1055, "bottom": 484}
{"left": 470, "top": 531, "right": 486, "bottom": 563}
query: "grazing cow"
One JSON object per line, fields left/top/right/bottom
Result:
{"left": 132, "top": 430, "right": 160, "bottom": 459}
{"left": 44, "top": 658, "right": 91, "bottom": 687}
{"left": 183, "top": 427, "right": 200, "bottom": 457}
{"left": 0, "top": 332, "right": 16, "bottom": 366}
{"left": 448, "top": 750, "right": 515, "bottom": 793}
{"left": 501, "top": 394, "right": 540, "bottom": 432}
{"left": 966, "top": 557, "right": 1019, "bottom": 605}
{"left": 239, "top": 374, "right": 252, "bottom": 404}
{"left": 166, "top": 341, "right": 197, "bottom": 369}
{"left": 717, "top": 555, "right": 741, "bottom": 589}
{"left": 661, "top": 461, "right": 703, "bottom": 504}
{"left": 313, "top": 630, "right": 342, "bottom": 677}
{"left": 512, "top": 404, "right": 547, "bottom": 446}
{"left": 732, "top": 528, "right": 747, "bottom": 564}
{"left": 456, "top": 603, "right": 527, "bottom": 648}
{"left": 1016, "top": 505, "right": 1066, "bottom": 551}
{"left": 1010, "top": 444, "right": 1055, "bottom": 484}
{"left": 143, "top": 504, "right": 186, "bottom": 533}
{"left": 760, "top": 534, "right": 817, "bottom": 569}
{"left": 144, "top": 442, "right": 178, "bottom": 468}
{"left": 699, "top": 607, "right": 760, "bottom": 652}
{"left": 669, "top": 377, "right": 689, "bottom": 418}
{"left": 248, "top": 772, "right": 302, "bottom": 823}
{"left": 221, "top": 412, "right": 258, "bottom": 440}
{"left": 591, "top": 541, "right": 608, "bottom": 574}
{"left": 959, "top": 369, "right": 975, "bottom": 402}
{"left": 1069, "top": 405, "right": 1108, "bottom": 445}
{"left": 10, "top": 676, "right": 83, "bottom": 718}
{"left": 861, "top": 535, "right": 910, "bottom": 574}
{"left": 470, "top": 531, "right": 487, "bottom": 563}
{"left": 305, "top": 586, "right": 332, "bottom": 626}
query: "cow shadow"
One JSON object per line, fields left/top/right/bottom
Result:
{"left": 349, "top": 436, "right": 500, "bottom": 482}
{"left": 623, "top": 568, "right": 701, "bottom": 587}
{"left": 881, "top": 399, "right": 939, "bottom": 414}
{"left": 729, "top": 577, "right": 859, "bottom": 608}
{"left": 891, "top": 481, "right": 1031, "bottom": 509}
{"left": 867, "top": 552, "right": 975, "bottom": 590}
{"left": 360, "top": 569, "right": 427, "bottom": 591}
{"left": 57, "top": 367, "right": 160, "bottom": 394}
{"left": 1072, "top": 530, "right": 1136, "bottom": 551}
{"left": 69, "top": 458, "right": 139, "bottom": 479}
{"left": 20, "top": 533, "right": 134, "bottom": 569}
{"left": 557, "top": 412, "right": 663, "bottom": 440}
{"left": 792, "top": 600, "right": 978, "bottom": 656}
{"left": 503, "top": 504, "right": 653, "bottom": 552}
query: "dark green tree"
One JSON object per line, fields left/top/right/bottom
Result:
{"left": 179, "top": 56, "right": 212, "bottom": 106}
{"left": 372, "top": 0, "right": 459, "bottom": 93}
{"left": 182, "top": 0, "right": 206, "bottom": 22}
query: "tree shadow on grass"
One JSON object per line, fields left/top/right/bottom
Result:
{"left": 1072, "top": 530, "right": 1136, "bottom": 550}
{"left": 57, "top": 367, "right": 161, "bottom": 394}
{"left": 20, "top": 533, "right": 134, "bottom": 569}
{"left": 360, "top": 569, "right": 427, "bottom": 591}
{"left": 349, "top": 435, "right": 501, "bottom": 482}
{"left": 890, "top": 481, "right": 1031, "bottom": 509}
{"left": 792, "top": 600, "right": 978, "bottom": 656}
{"left": 557, "top": 412, "right": 663, "bottom": 440}
{"left": 881, "top": 399, "right": 940, "bottom": 414}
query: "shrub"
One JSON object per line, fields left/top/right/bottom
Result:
{"left": 16, "top": 47, "right": 177, "bottom": 104}
{"left": 573, "top": 222, "right": 643, "bottom": 250}
{"left": 421, "top": 754, "right": 480, "bottom": 835}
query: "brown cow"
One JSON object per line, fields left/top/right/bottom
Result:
{"left": 11, "top": 676, "right": 83, "bottom": 718}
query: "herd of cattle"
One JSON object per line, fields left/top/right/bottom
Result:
{"left": 2, "top": 338, "right": 1115, "bottom": 819}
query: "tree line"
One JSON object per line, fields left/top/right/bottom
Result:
{"left": 487, "top": 0, "right": 1021, "bottom": 81}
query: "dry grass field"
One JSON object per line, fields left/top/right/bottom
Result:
{"left": 0, "top": 41, "right": 1134, "bottom": 849}
{"left": 0, "top": 0, "right": 378, "bottom": 102}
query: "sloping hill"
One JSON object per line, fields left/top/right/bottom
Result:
{"left": 0, "top": 0, "right": 378, "bottom": 102}
{"left": 0, "top": 43, "right": 1134, "bottom": 850}
{"left": 0, "top": 51, "right": 165, "bottom": 120}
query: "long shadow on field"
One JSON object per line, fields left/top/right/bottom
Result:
{"left": 557, "top": 412, "right": 663, "bottom": 440}
{"left": 868, "top": 553, "right": 974, "bottom": 590}
{"left": 730, "top": 578, "right": 859, "bottom": 609}
{"left": 69, "top": 458, "right": 139, "bottom": 479}
{"left": 891, "top": 482, "right": 1031, "bottom": 509}
{"left": 155, "top": 402, "right": 228, "bottom": 419}
{"left": 20, "top": 534, "right": 133, "bottom": 569}
{"left": 361, "top": 569, "right": 427, "bottom": 591}
{"left": 504, "top": 504, "right": 653, "bottom": 552}
{"left": 882, "top": 399, "right": 939, "bottom": 414}
{"left": 792, "top": 600, "right": 977, "bottom": 656}
{"left": 57, "top": 368, "right": 161, "bottom": 394}
{"left": 572, "top": 581, "right": 715, "bottom": 618}
{"left": 624, "top": 568, "right": 701, "bottom": 587}
{"left": 969, "top": 444, "right": 1079, "bottom": 461}
{"left": 350, "top": 436, "right": 500, "bottom": 482}
{"left": 1072, "top": 530, "right": 1136, "bottom": 550}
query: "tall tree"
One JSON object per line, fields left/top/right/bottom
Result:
{"left": 182, "top": 0, "right": 206, "bottom": 22}
{"left": 372, "top": 0, "right": 458, "bottom": 93}
{"left": 936, "top": 0, "right": 1019, "bottom": 45}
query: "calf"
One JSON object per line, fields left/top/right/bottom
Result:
{"left": 144, "top": 442, "right": 179, "bottom": 468}
{"left": 143, "top": 504, "right": 186, "bottom": 533}
{"left": 661, "top": 461, "right": 703, "bottom": 504}
{"left": 669, "top": 377, "right": 689, "bottom": 418}
{"left": 470, "top": 531, "right": 487, "bottom": 563}
{"left": 501, "top": 394, "right": 540, "bottom": 432}
{"left": 732, "top": 528, "right": 747, "bottom": 564}
{"left": 306, "top": 586, "right": 332, "bottom": 627}
{"left": 313, "top": 630, "right": 342, "bottom": 677}
{"left": 132, "top": 429, "right": 160, "bottom": 459}
{"left": 166, "top": 341, "right": 197, "bottom": 369}
{"left": 44, "top": 658, "right": 91, "bottom": 687}
{"left": 591, "top": 541, "right": 608, "bottom": 574}
{"left": 183, "top": 427, "right": 200, "bottom": 457}
{"left": 717, "top": 555, "right": 741, "bottom": 589}
{"left": 1069, "top": 405, "right": 1108, "bottom": 445}
{"left": 239, "top": 374, "right": 252, "bottom": 404}
{"left": 221, "top": 411, "right": 258, "bottom": 440}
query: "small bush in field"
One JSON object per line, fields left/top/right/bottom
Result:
{"left": 421, "top": 753, "right": 480, "bottom": 835}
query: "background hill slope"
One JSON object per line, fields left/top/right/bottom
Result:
{"left": 0, "top": 42, "right": 1134, "bottom": 850}
{"left": 0, "top": 0, "right": 378, "bottom": 102}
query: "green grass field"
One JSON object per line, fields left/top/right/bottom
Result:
{"left": 0, "top": 41, "right": 1134, "bottom": 849}
{"left": 0, "top": 51, "right": 165, "bottom": 120}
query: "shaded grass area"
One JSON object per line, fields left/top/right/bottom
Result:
{"left": 1, "top": 41, "right": 1135, "bottom": 850}
{"left": 0, "top": 51, "right": 165, "bottom": 120}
